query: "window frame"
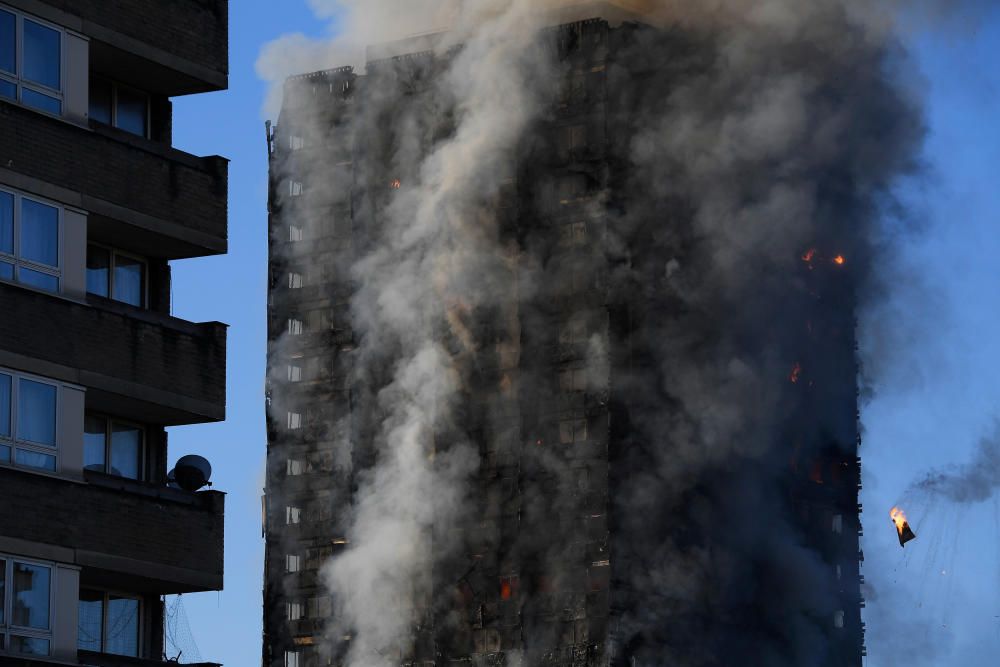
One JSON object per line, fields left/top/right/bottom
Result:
{"left": 0, "top": 367, "right": 59, "bottom": 473}
{"left": 0, "top": 553, "right": 55, "bottom": 657}
{"left": 76, "top": 588, "right": 142, "bottom": 657}
{"left": 86, "top": 242, "right": 148, "bottom": 308}
{"left": 83, "top": 412, "right": 146, "bottom": 481}
{"left": 0, "top": 186, "right": 63, "bottom": 294}
{"left": 0, "top": 5, "right": 65, "bottom": 117}
{"left": 88, "top": 76, "right": 151, "bottom": 139}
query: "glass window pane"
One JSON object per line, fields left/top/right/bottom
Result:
{"left": 0, "top": 444, "right": 9, "bottom": 462}
{"left": 0, "top": 190, "right": 12, "bottom": 254}
{"left": 110, "top": 423, "right": 141, "bottom": 480}
{"left": 16, "top": 449, "right": 55, "bottom": 471}
{"left": 115, "top": 87, "right": 147, "bottom": 137}
{"left": 22, "top": 20, "right": 60, "bottom": 90}
{"left": 0, "top": 79, "right": 14, "bottom": 101}
{"left": 86, "top": 245, "right": 110, "bottom": 297}
{"left": 0, "top": 261, "right": 12, "bottom": 280}
{"left": 77, "top": 590, "right": 104, "bottom": 652}
{"left": 105, "top": 596, "right": 139, "bottom": 657}
{"left": 112, "top": 254, "right": 143, "bottom": 307}
{"left": 18, "top": 267, "right": 58, "bottom": 292}
{"left": 20, "top": 199, "right": 58, "bottom": 267}
{"left": 0, "top": 559, "right": 5, "bottom": 625}
{"left": 21, "top": 88, "right": 61, "bottom": 115}
{"left": 11, "top": 635, "right": 50, "bottom": 655}
{"left": 84, "top": 415, "right": 107, "bottom": 472}
{"left": 89, "top": 79, "right": 112, "bottom": 125}
{"left": 12, "top": 562, "right": 50, "bottom": 629}
{"left": 0, "top": 372, "right": 10, "bottom": 437}
{"left": 18, "top": 378, "right": 56, "bottom": 446}
{"left": 0, "top": 10, "right": 14, "bottom": 74}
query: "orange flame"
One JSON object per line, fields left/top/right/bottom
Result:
{"left": 833, "top": 255, "right": 846, "bottom": 266}
{"left": 889, "top": 506, "right": 907, "bottom": 532}
{"left": 789, "top": 363, "right": 802, "bottom": 384}
{"left": 390, "top": 178, "right": 402, "bottom": 189}
{"left": 801, "top": 248, "right": 817, "bottom": 263}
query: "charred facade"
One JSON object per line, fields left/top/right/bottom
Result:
{"left": 261, "top": 12, "right": 898, "bottom": 667}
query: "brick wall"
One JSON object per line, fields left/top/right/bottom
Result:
{"left": 0, "top": 101, "right": 228, "bottom": 244}
{"left": 41, "top": 0, "right": 228, "bottom": 76}
{"left": 0, "top": 283, "right": 226, "bottom": 412}
{"left": 0, "top": 466, "right": 224, "bottom": 582}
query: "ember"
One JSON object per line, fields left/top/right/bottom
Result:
{"left": 789, "top": 363, "right": 802, "bottom": 384}
{"left": 833, "top": 255, "right": 846, "bottom": 265}
{"left": 801, "top": 248, "right": 817, "bottom": 264}
{"left": 889, "top": 506, "right": 917, "bottom": 547}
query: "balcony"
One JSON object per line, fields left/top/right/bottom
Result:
{"left": 0, "top": 466, "right": 223, "bottom": 593}
{"left": 0, "top": 282, "right": 226, "bottom": 425}
{"left": 0, "top": 100, "right": 228, "bottom": 259}
{"left": 3, "top": 0, "right": 228, "bottom": 94}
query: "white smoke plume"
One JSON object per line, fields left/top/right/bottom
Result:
{"left": 258, "top": 1, "right": 984, "bottom": 665}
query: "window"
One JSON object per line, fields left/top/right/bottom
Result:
{"left": 0, "top": 189, "right": 61, "bottom": 293}
{"left": 0, "top": 9, "right": 62, "bottom": 114}
{"left": 289, "top": 181, "right": 304, "bottom": 197}
{"left": 287, "top": 318, "right": 303, "bottom": 335}
{"left": 833, "top": 610, "right": 845, "bottom": 629}
{"left": 286, "top": 506, "right": 301, "bottom": 525}
{"left": 288, "top": 225, "right": 304, "bottom": 242}
{"left": 0, "top": 370, "right": 57, "bottom": 472}
{"left": 286, "top": 601, "right": 303, "bottom": 621}
{"left": 307, "top": 596, "right": 331, "bottom": 619}
{"left": 285, "top": 555, "right": 301, "bottom": 573}
{"left": 287, "top": 365, "right": 303, "bottom": 382}
{"left": 84, "top": 415, "right": 143, "bottom": 480}
{"left": 77, "top": 590, "right": 140, "bottom": 657}
{"left": 0, "top": 556, "right": 53, "bottom": 656}
{"left": 86, "top": 244, "right": 146, "bottom": 308}
{"left": 285, "top": 650, "right": 301, "bottom": 667}
{"left": 286, "top": 412, "right": 302, "bottom": 430}
{"left": 288, "top": 272, "right": 304, "bottom": 289}
{"left": 831, "top": 514, "right": 843, "bottom": 534}
{"left": 287, "top": 459, "right": 305, "bottom": 476}
{"left": 289, "top": 135, "right": 305, "bottom": 151}
{"left": 558, "top": 368, "right": 586, "bottom": 393}
{"left": 558, "top": 418, "right": 587, "bottom": 444}
{"left": 88, "top": 78, "right": 149, "bottom": 138}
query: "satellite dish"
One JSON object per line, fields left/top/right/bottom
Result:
{"left": 170, "top": 455, "right": 212, "bottom": 492}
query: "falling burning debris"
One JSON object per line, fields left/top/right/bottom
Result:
{"left": 789, "top": 362, "right": 803, "bottom": 384}
{"left": 833, "top": 255, "right": 846, "bottom": 266}
{"left": 890, "top": 507, "right": 917, "bottom": 547}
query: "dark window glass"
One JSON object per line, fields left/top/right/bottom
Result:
{"left": 0, "top": 10, "right": 14, "bottom": 74}
{"left": 77, "top": 590, "right": 103, "bottom": 652}
{"left": 12, "top": 562, "right": 50, "bottom": 629}
{"left": 112, "top": 254, "right": 143, "bottom": 307}
{"left": 21, "top": 87, "right": 60, "bottom": 114}
{"left": 18, "top": 378, "right": 55, "bottom": 446}
{"left": 22, "top": 20, "right": 59, "bottom": 90}
{"left": 0, "top": 372, "right": 10, "bottom": 437}
{"left": 105, "top": 596, "right": 139, "bottom": 656}
{"left": 20, "top": 199, "right": 58, "bottom": 267}
{"left": 0, "top": 559, "right": 5, "bottom": 625}
{"left": 15, "top": 449, "right": 55, "bottom": 471}
{"left": 0, "top": 262, "right": 11, "bottom": 280}
{"left": 1, "top": 191, "right": 12, "bottom": 255}
{"left": 86, "top": 245, "right": 110, "bottom": 297}
{"left": 18, "top": 267, "right": 57, "bottom": 292}
{"left": 0, "top": 444, "right": 9, "bottom": 462}
{"left": 109, "top": 423, "right": 141, "bottom": 480}
{"left": 84, "top": 415, "right": 107, "bottom": 472}
{"left": 89, "top": 79, "right": 112, "bottom": 125}
{"left": 115, "top": 87, "right": 147, "bottom": 137}
{"left": 10, "top": 635, "right": 49, "bottom": 655}
{"left": 0, "top": 78, "right": 14, "bottom": 101}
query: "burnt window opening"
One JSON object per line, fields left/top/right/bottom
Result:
{"left": 500, "top": 575, "right": 519, "bottom": 601}
{"left": 559, "top": 418, "right": 587, "bottom": 444}
{"left": 288, "top": 224, "right": 304, "bottom": 242}
{"left": 289, "top": 180, "right": 304, "bottom": 197}
{"left": 285, "top": 554, "right": 301, "bottom": 573}
{"left": 559, "top": 367, "right": 586, "bottom": 393}
{"left": 559, "top": 221, "right": 588, "bottom": 246}
{"left": 285, "top": 506, "right": 302, "bottom": 525}
{"left": 286, "top": 412, "right": 303, "bottom": 430}
{"left": 287, "top": 459, "right": 305, "bottom": 476}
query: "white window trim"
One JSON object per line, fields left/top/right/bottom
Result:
{"left": 0, "top": 553, "right": 56, "bottom": 657}
{"left": 0, "top": 367, "right": 60, "bottom": 473}
{"left": 83, "top": 412, "right": 146, "bottom": 481}
{"left": 0, "top": 4, "right": 65, "bottom": 118}
{"left": 0, "top": 186, "right": 63, "bottom": 294}
{"left": 85, "top": 242, "right": 148, "bottom": 309}
{"left": 77, "top": 588, "right": 142, "bottom": 657}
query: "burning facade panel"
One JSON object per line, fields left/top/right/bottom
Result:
{"left": 260, "top": 11, "right": 899, "bottom": 667}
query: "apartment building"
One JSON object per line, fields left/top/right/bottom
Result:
{"left": 264, "top": 8, "right": 864, "bottom": 667}
{"left": 0, "top": 1, "right": 228, "bottom": 664}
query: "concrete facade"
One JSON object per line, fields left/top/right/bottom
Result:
{"left": 0, "top": 1, "right": 228, "bottom": 664}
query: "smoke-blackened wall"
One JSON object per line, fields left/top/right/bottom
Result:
{"left": 262, "top": 2, "right": 928, "bottom": 666}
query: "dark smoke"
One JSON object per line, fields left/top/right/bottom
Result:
{"left": 256, "top": 1, "right": 963, "bottom": 666}
{"left": 911, "top": 422, "right": 1000, "bottom": 504}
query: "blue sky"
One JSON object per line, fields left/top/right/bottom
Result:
{"left": 165, "top": 3, "right": 1000, "bottom": 665}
